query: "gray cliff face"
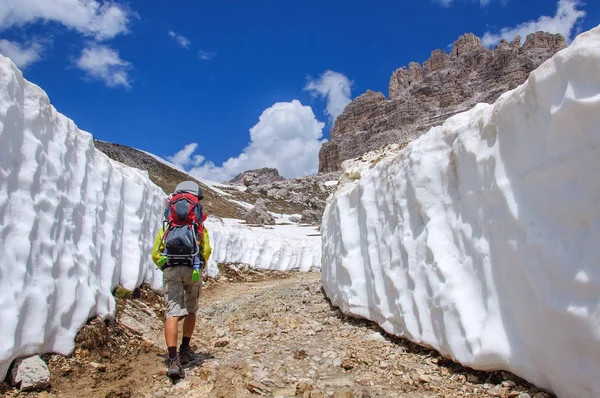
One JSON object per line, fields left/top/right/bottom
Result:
{"left": 319, "top": 32, "right": 566, "bottom": 173}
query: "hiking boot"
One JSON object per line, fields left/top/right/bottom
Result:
{"left": 167, "top": 355, "right": 184, "bottom": 379}
{"left": 179, "top": 345, "right": 196, "bottom": 366}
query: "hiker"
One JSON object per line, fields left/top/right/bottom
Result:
{"left": 152, "top": 181, "right": 212, "bottom": 379}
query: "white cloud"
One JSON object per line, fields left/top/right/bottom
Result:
{"left": 75, "top": 44, "right": 132, "bottom": 88}
{"left": 169, "top": 100, "right": 326, "bottom": 181}
{"left": 482, "top": 0, "right": 585, "bottom": 46}
{"left": 0, "top": 39, "right": 43, "bottom": 68}
{"left": 305, "top": 70, "right": 353, "bottom": 124}
{"left": 198, "top": 50, "right": 216, "bottom": 60}
{"left": 168, "top": 31, "right": 191, "bottom": 49}
{"left": 168, "top": 143, "right": 205, "bottom": 169}
{"left": 0, "top": 0, "right": 131, "bottom": 41}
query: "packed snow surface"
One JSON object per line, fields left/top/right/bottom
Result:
{"left": 197, "top": 177, "right": 247, "bottom": 194}
{"left": 0, "top": 56, "right": 166, "bottom": 379}
{"left": 322, "top": 26, "right": 600, "bottom": 398}
{"left": 268, "top": 212, "right": 303, "bottom": 225}
{"left": 230, "top": 199, "right": 254, "bottom": 210}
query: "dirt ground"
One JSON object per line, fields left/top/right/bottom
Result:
{"left": 2, "top": 272, "right": 553, "bottom": 398}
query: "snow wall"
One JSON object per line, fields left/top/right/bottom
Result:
{"left": 206, "top": 218, "right": 320, "bottom": 275}
{"left": 0, "top": 56, "right": 167, "bottom": 378}
{"left": 321, "top": 26, "right": 600, "bottom": 398}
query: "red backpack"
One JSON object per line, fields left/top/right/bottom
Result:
{"left": 162, "top": 191, "right": 204, "bottom": 261}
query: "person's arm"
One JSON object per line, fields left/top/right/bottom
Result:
{"left": 201, "top": 227, "right": 212, "bottom": 262}
{"left": 152, "top": 226, "right": 167, "bottom": 268}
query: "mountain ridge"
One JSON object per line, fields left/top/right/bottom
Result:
{"left": 94, "top": 140, "right": 340, "bottom": 224}
{"left": 318, "top": 31, "right": 567, "bottom": 173}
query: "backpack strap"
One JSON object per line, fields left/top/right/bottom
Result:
{"left": 159, "top": 220, "right": 171, "bottom": 253}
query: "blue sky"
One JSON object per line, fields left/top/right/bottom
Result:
{"left": 0, "top": 0, "right": 598, "bottom": 181}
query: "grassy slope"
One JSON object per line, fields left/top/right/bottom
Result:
{"left": 94, "top": 140, "right": 247, "bottom": 219}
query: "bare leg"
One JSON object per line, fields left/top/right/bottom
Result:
{"left": 182, "top": 313, "right": 196, "bottom": 339}
{"left": 165, "top": 317, "right": 179, "bottom": 348}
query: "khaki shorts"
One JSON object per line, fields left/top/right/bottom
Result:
{"left": 163, "top": 266, "right": 202, "bottom": 318}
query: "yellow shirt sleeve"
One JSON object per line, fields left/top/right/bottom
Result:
{"left": 151, "top": 225, "right": 166, "bottom": 267}
{"left": 201, "top": 227, "right": 212, "bottom": 262}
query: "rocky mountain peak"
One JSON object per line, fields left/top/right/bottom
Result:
{"left": 522, "top": 31, "right": 566, "bottom": 50}
{"left": 229, "top": 168, "right": 286, "bottom": 186}
{"left": 319, "top": 31, "right": 566, "bottom": 173}
{"left": 451, "top": 33, "right": 482, "bottom": 57}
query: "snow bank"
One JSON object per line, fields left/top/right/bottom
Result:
{"left": 322, "top": 26, "right": 600, "bottom": 398}
{"left": 206, "top": 217, "right": 320, "bottom": 276}
{"left": 0, "top": 56, "right": 166, "bottom": 379}
{"left": 220, "top": 217, "right": 321, "bottom": 241}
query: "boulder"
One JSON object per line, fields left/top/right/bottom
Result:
{"left": 245, "top": 199, "right": 276, "bottom": 225}
{"left": 10, "top": 355, "right": 50, "bottom": 392}
{"left": 301, "top": 209, "right": 322, "bottom": 225}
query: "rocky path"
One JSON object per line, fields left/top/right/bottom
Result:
{"left": 7, "top": 272, "right": 552, "bottom": 397}
{"left": 140, "top": 272, "right": 548, "bottom": 398}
